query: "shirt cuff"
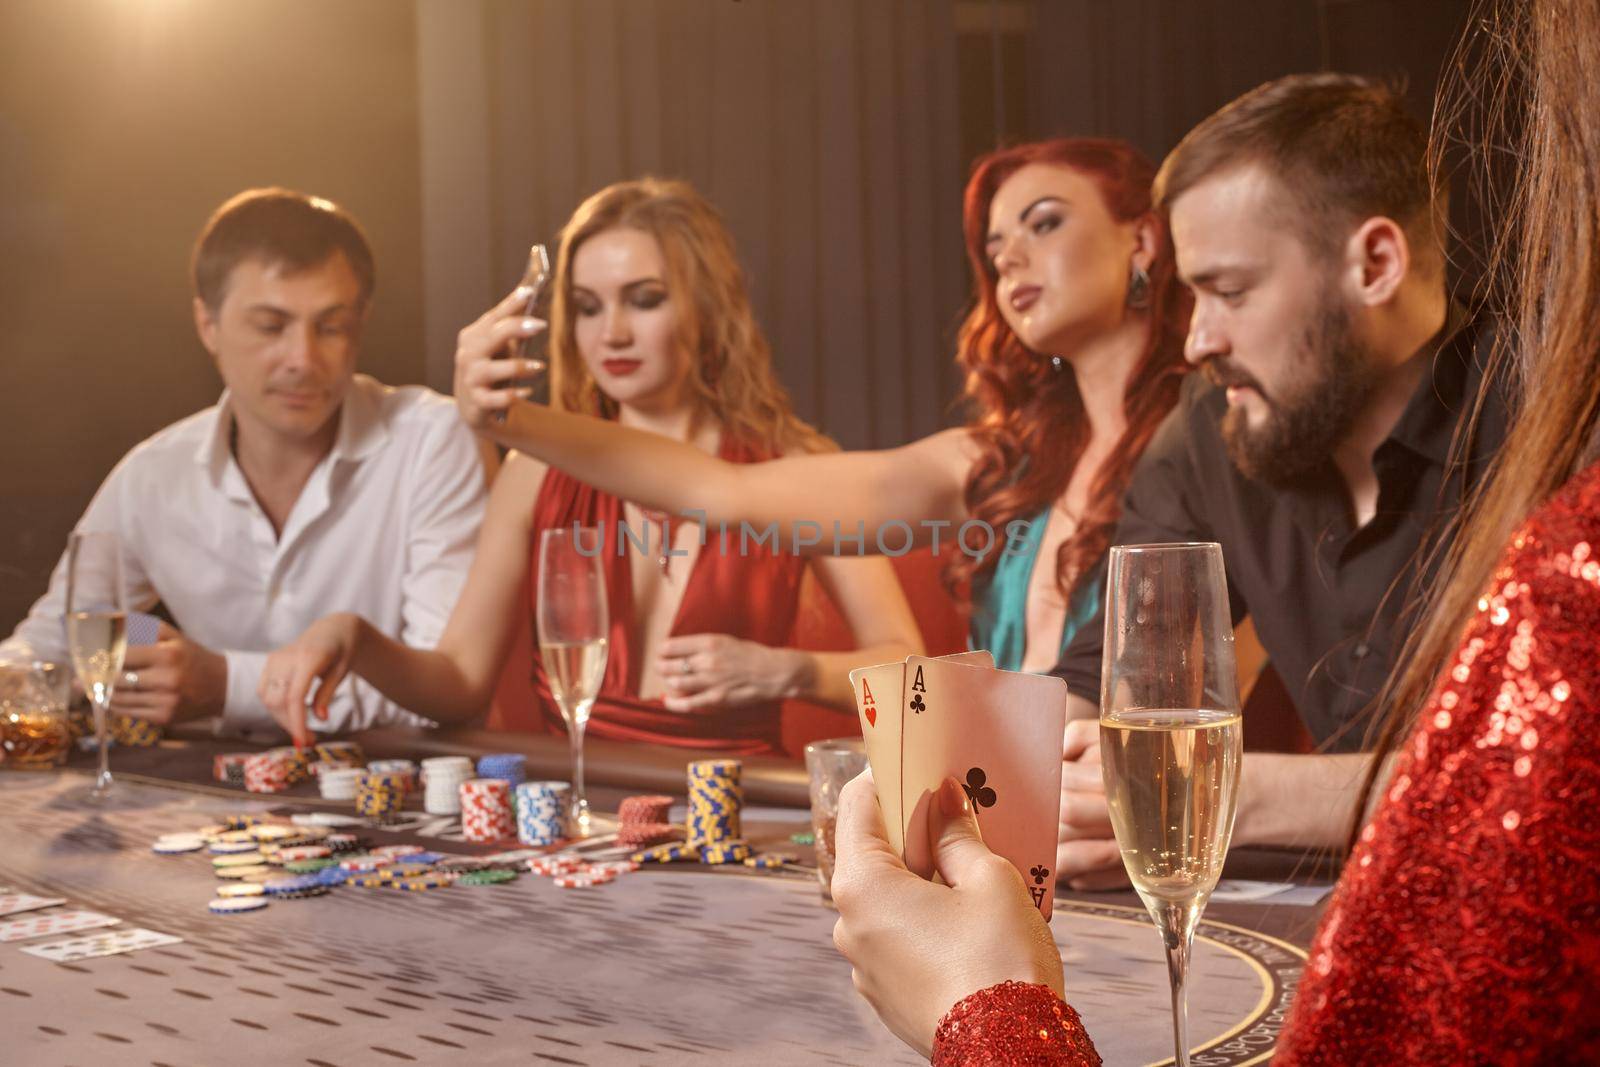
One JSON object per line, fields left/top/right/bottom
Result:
{"left": 219, "top": 650, "right": 281, "bottom": 736}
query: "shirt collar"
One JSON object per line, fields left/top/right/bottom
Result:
{"left": 193, "top": 374, "right": 390, "bottom": 480}
{"left": 1382, "top": 304, "right": 1485, "bottom": 466}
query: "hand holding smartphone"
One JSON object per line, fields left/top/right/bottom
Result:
{"left": 493, "top": 244, "right": 551, "bottom": 422}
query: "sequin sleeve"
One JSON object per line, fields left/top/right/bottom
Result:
{"left": 932, "top": 981, "right": 1102, "bottom": 1066}
{"left": 1274, "top": 462, "right": 1600, "bottom": 1064}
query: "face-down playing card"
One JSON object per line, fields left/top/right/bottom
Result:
{"left": 897, "top": 655, "right": 1067, "bottom": 918}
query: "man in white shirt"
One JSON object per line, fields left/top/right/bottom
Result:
{"left": 2, "top": 188, "right": 489, "bottom": 739}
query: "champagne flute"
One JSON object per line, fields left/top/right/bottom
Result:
{"left": 536, "top": 526, "right": 609, "bottom": 836}
{"left": 1098, "top": 543, "right": 1242, "bottom": 1067}
{"left": 65, "top": 531, "right": 129, "bottom": 801}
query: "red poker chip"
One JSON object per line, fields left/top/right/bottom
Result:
{"left": 616, "top": 822, "right": 679, "bottom": 847}
{"left": 553, "top": 872, "right": 615, "bottom": 889}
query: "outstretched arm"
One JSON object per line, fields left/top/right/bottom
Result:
{"left": 454, "top": 286, "right": 979, "bottom": 554}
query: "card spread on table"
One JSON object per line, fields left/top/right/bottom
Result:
{"left": 0, "top": 908, "right": 121, "bottom": 942}
{"left": 0, "top": 892, "right": 68, "bottom": 918}
{"left": 21, "top": 926, "right": 181, "bottom": 962}
{"left": 851, "top": 651, "right": 1067, "bottom": 918}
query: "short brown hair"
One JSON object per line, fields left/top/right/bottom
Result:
{"left": 191, "top": 188, "right": 375, "bottom": 311}
{"left": 1154, "top": 73, "right": 1442, "bottom": 263}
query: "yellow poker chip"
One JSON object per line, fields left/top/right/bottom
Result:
{"left": 212, "top": 852, "right": 267, "bottom": 868}
{"left": 251, "top": 824, "right": 298, "bottom": 842}
{"left": 195, "top": 823, "right": 230, "bottom": 840}
{"left": 216, "top": 883, "right": 266, "bottom": 898}
{"left": 216, "top": 864, "right": 274, "bottom": 881}
{"left": 215, "top": 829, "right": 257, "bottom": 844}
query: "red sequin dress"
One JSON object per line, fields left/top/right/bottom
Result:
{"left": 934, "top": 460, "right": 1600, "bottom": 1066}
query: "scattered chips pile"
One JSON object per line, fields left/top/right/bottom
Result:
{"left": 476, "top": 752, "right": 527, "bottom": 788}
{"left": 421, "top": 756, "right": 475, "bottom": 815}
{"left": 460, "top": 778, "right": 515, "bottom": 842}
{"left": 514, "top": 781, "right": 570, "bottom": 845}
{"left": 243, "top": 750, "right": 296, "bottom": 794}
{"left": 526, "top": 854, "right": 639, "bottom": 889}
{"left": 355, "top": 770, "right": 407, "bottom": 822}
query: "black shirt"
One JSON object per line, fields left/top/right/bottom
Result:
{"left": 1052, "top": 314, "right": 1510, "bottom": 751}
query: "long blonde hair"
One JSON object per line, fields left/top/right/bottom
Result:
{"left": 547, "top": 178, "right": 832, "bottom": 457}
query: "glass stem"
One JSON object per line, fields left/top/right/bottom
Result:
{"left": 1162, "top": 908, "right": 1194, "bottom": 1067}
{"left": 93, "top": 696, "right": 112, "bottom": 793}
{"left": 567, "top": 702, "right": 590, "bottom": 833}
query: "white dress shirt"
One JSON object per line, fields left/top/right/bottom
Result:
{"left": 2, "top": 374, "right": 488, "bottom": 737}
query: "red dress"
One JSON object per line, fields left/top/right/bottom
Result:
{"left": 524, "top": 437, "right": 806, "bottom": 756}
{"left": 934, "top": 460, "right": 1600, "bottom": 1066}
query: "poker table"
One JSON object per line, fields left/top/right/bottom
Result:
{"left": 0, "top": 730, "right": 1329, "bottom": 1067}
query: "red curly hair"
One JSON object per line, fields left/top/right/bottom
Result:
{"left": 948, "top": 139, "right": 1191, "bottom": 600}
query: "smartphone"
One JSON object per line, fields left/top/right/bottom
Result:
{"left": 493, "top": 244, "right": 551, "bottom": 420}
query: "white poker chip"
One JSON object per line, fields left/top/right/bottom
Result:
{"left": 208, "top": 896, "right": 268, "bottom": 913}
{"left": 216, "top": 864, "right": 273, "bottom": 880}
{"left": 291, "top": 812, "right": 365, "bottom": 827}
{"left": 209, "top": 841, "right": 260, "bottom": 854}
{"left": 216, "top": 883, "right": 266, "bottom": 898}
{"left": 212, "top": 853, "right": 266, "bottom": 868}
{"left": 152, "top": 834, "right": 207, "bottom": 854}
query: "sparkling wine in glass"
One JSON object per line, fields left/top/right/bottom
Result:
{"left": 65, "top": 531, "right": 129, "bottom": 801}
{"left": 1099, "top": 542, "right": 1242, "bottom": 1067}
{"left": 536, "top": 526, "right": 609, "bottom": 836}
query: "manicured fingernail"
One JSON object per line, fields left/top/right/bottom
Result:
{"left": 939, "top": 776, "right": 970, "bottom": 817}
{"left": 521, "top": 317, "right": 544, "bottom": 331}
{"left": 514, "top": 285, "right": 534, "bottom": 300}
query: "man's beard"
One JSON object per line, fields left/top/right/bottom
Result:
{"left": 1213, "top": 299, "right": 1386, "bottom": 488}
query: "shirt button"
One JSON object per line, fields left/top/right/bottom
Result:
{"left": 1353, "top": 642, "right": 1371, "bottom": 659}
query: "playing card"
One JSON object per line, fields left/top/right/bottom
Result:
{"left": 0, "top": 908, "right": 120, "bottom": 942}
{"left": 0, "top": 892, "right": 67, "bottom": 917}
{"left": 126, "top": 611, "right": 162, "bottom": 646}
{"left": 851, "top": 651, "right": 993, "bottom": 855}
{"left": 898, "top": 655, "right": 1067, "bottom": 918}
{"left": 21, "top": 926, "right": 181, "bottom": 962}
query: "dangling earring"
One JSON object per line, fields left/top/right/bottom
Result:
{"left": 1127, "top": 262, "right": 1152, "bottom": 310}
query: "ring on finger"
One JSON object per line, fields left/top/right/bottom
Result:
{"left": 122, "top": 670, "right": 140, "bottom": 689}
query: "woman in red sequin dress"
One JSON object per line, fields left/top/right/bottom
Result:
{"left": 259, "top": 179, "right": 921, "bottom": 753}
{"left": 831, "top": 1, "right": 1600, "bottom": 1062}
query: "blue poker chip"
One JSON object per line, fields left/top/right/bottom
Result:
{"left": 262, "top": 875, "right": 324, "bottom": 896}
{"left": 402, "top": 851, "right": 446, "bottom": 865}
{"left": 313, "top": 867, "right": 352, "bottom": 887}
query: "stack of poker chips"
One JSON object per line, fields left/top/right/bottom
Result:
{"left": 244, "top": 751, "right": 294, "bottom": 793}
{"left": 459, "top": 778, "right": 515, "bottom": 842}
{"left": 421, "top": 756, "right": 475, "bottom": 815}
{"left": 355, "top": 770, "right": 407, "bottom": 822}
{"left": 214, "top": 753, "right": 252, "bottom": 785}
{"left": 686, "top": 759, "right": 743, "bottom": 852}
{"left": 111, "top": 714, "right": 163, "bottom": 747}
{"left": 366, "top": 758, "right": 418, "bottom": 793}
{"left": 616, "top": 794, "right": 679, "bottom": 849}
{"left": 311, "top": 739, "right": 364, "bottom": 765}
{"left": 476, "top": 753, "right": 527, "bottom": 788}
{"left": 514, "top": 781, "right": 571, "bottom": 845}
{"left": 319, "top": 766, "right": 363, "bottom": 801}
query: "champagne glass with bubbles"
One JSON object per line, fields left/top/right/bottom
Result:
{"left": 66, "top": 531, "right": 128, "bottom": 801}
{"left": 537, "top": 526, "right": 609, "bottom": 835}
{"left": 1099, "top": 543, "right": 1243, "bottom": 1067}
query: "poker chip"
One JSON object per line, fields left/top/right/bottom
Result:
{"left": 789, "top": 831, "right": 815, "bottom": 846}
{"left": 262, "top": 875, "right": 324, "bottom": 897}
{"left": 216, "top": 864, "right": 273, "bottom": 881}
{"left": 420, "top": 756, "right": 475, "bottom": 815}
{"left": 313, "top": 867, "right": 352, "bottom": 887}
{"left": 686, "top": 759, "right": 743, "bottom": 850}
{"left": 338, "top": 854, "right": 393, "bottom": 871}
{"left": 744, "top": 855, "right": 788, "bottom": 870}
{"left": 319, "top": 767, "right": 364, "bottom": 801}
{"left": 393, "top": 874, "right": 452, "bottom": 892}
{"left": 460, "top": 778, "right": 515, "bottom": 843}
{"left": 458, "top": 868, "right": 517, "bottom": 886}
{"left": 371, "top": 844, "right": 425, "bottom": 859}
{"left": 209, "top": 896, "right": 268, "bottom": 914}
{"left": 276, "top": 845, "right": 332, "bottom": 863}
{"left": 617, "top": 794, "right": 674, "bottom": 826}
{"left": 223, "top": 815, "right": 266, "bottom": 830}
{"left": 324, "top": 833, "right": 363, "bottom": 853}
{"left": 216, "top": 883, "right": 266, "bottom": 898}
{"left": 616, "top": 821, "right": 679, "bottom": 848}
{"left": 514, "top": 781, "right": 570, "bottom": 846}
{"left": 476, "top": 752, "right": 527, "bottom": 788}
{"left": 152, "top": 834, "right": 207, "bottom": 854}
{"left": 283, "top": 858, "right": 337, "bottom": 874}
{"left": 366, "top": 759, "right": 418, "bottom": 793}
{"left": 553, "top": 872, "right": 614, "bottom": 889}
{"left": 212, "top": 852, "right": 267, "bottom": 868}
{"left": 111, "top": 714, "right": 163, "bottom": 747}
{"left": 632, "top": 842, "right": 701, "bottom": 864}
{"left": 700, "top": 840, "right": 753, "bottom": 865}
{"left": 214, "top": 753, "right": 251, "bottom": 785}
{"left": 356, "top": 770, "right": 407, "bottom": 822}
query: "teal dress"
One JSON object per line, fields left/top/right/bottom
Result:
{"left": 968, "top": 506, "right": 1102, "bottom": 673}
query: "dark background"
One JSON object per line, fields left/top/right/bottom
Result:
{"left": 0, "top": 0, "right": 1473, "bottom": 634}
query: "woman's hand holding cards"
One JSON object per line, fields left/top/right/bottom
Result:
{"left": 452, "top": 285, "right": 547, "bottom": 431}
